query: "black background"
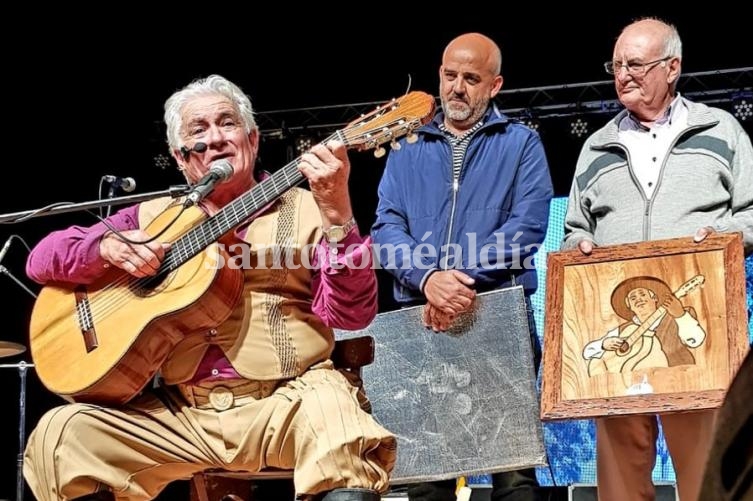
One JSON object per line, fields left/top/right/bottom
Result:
{"left": 0, "top": 7, "right": 750, "bottom": 499}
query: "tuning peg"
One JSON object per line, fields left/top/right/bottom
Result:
{"left": 390, "top": 140, "right": 401, "bottom": 151}
{"left": 406, "top": 133, "right": 418, "bottom": 144}
{"left": 374, "top": 146, "right": 386, "bottom": 158}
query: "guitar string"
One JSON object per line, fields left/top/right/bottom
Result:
{"left": 83, "top": 113, "right": 422, "bottom": 323}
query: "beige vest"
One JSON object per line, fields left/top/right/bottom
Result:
{"left": 136, "top": 189, "right": 333, "bottom": 384}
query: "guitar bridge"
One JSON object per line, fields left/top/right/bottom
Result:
{"left": 74, "top": 286, "right": 98, "bottom": 352}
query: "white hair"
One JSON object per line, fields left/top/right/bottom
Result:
{"left": 163, "top": 74, "right": 257, "bottom": 151}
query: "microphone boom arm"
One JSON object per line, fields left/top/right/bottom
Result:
{"left": 0, "top": 185, "right": 192, "bottom": 224}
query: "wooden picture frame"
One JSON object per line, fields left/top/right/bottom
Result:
{"left": 541, "top": 232, "right": 750, "bottom": 421}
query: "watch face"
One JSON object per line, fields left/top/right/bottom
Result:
{"left": 327, "top": 227, "right": 345, "bottom": 242}
{"left": 324, "top": 217, "right": 355, "bottom": 243}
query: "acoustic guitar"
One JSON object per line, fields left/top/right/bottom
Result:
{"left": 29, "top": 91, "right": 436, "bottom": 405}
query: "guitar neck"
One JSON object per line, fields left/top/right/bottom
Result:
{"left": 624, "top": 306, "right": 668, "bottom": 346}
{"left": 161, "top": 156, "right": 309, "bottom": 271}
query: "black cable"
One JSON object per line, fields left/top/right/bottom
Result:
{"left": 83, "top": 206, "right": 187, "bottom": 246}
{"left": 98, "top": 176, "right": 108, "bottom": 220}
{"left": 0, "top": 202, "right": 79, "bottom": 224}
{"left": 4, "top": 234, "right": 32, "bottom": 253}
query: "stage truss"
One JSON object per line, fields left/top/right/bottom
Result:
{"left": 253, "top": 67, "right": 752, "bottom": 137}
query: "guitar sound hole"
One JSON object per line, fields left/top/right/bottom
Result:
{"left": 133, "top": 270, "right": 173, "bottom": 298}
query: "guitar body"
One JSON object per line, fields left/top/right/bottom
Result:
{"left": 29, "top": 205, "right": 244, "bottom": 405}
{"left": 613, "top": 330, "right": 668, "bottom": 373}
{"left": 587, "top": 357, "right": 607, "bottom": 377}
{"left": 588, "top": 326, "right": 669, "bottom": 376}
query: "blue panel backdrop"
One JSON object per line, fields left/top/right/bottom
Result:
{"left": 468, "top": 196, "right": 753, "bottom": 488}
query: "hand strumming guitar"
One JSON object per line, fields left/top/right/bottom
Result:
{"left": 602, "top": 337, "right": 627, "bottom": 352}
{"left": 99, "top": 229, "right": 170, "bottom": 278}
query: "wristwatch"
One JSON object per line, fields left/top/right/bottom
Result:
{"left": 322, "top": 217, "right": 357, "bottom": 243}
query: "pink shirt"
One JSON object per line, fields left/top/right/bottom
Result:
{"left": 26, "top": 203, "right": 378, "bottom": 382}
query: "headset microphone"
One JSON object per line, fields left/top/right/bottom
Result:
{"left": 180, "top": 142, "right": 208, "bottom": 160}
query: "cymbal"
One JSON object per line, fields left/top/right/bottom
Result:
{"left": 0, "top": 341, "right": 26, "bottom": 358}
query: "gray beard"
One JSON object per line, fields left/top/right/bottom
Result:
{"left": 445, "top": 102, "right": 472, "bottom": 122}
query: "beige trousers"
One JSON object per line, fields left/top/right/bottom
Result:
{"left": 24, "top": 364, "right": 396, "bottom": 501}
{"left": 596, "top": 410, "right": 716, "bottom": 501}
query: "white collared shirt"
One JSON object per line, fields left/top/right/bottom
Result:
{"left": 618, "top": 94, "right": 688, "bottom": 199}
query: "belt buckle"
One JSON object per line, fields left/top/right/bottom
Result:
{"left": 208, "top": 385, "right": 234, "bottom": 411}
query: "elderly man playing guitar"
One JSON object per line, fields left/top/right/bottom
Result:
{"left": 23, "top": 74, "right": 433, "bottom": 501}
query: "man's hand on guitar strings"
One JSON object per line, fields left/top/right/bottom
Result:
{"left": 99, "top": 229, "right": 170, "bottom": 278}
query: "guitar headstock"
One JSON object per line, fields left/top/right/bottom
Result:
{"left": 341, "top": 91, "right": 436, "bottom": 157}
{"left": 676, "top": 274, "right": 706, "bottom": 298}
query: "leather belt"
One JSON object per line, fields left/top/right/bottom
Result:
{"left": 176, "top": 379, "right": 282, "bottom": 411}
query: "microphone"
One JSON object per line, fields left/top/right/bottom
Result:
{"left": 0, "top": 236, "right": 12, "bottom": 264}
{"left": 103, "top": 175, "right": 137, "bottom": 193}
{"left": 180, "top": 142, "right": 208, "bottom": 160}
{"left": 184, "top": 159, "right": 234, "bottom": 207}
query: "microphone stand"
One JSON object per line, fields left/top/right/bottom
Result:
{"left": 0, "top": 266, "right": 37, "bottom": 501}
{"left": 0, "top": 265, "right": 37, "bottom": 299}
{"left": 105, "top": 183, "right": 116, "bottom": 219}
{"left": 0, "top": 361, "right": 32, "bottom": 501}
{"left": 0, "top": 185, "right": 191, "bottom": 224}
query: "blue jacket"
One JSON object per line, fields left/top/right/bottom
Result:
{"left": 372, "top": 105, "right": 553, "bottom": 305}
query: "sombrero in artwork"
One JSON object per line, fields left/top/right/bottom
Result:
{"left": 610, "top": 276, "right": 673, "bottom": 321}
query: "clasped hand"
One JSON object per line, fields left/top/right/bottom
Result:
{"left": 422, "top": 270, "right": 476, "bottom": 332}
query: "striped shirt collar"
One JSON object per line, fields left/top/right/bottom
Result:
{"left": 438, "top": 118, "right": 484, "bottom": 141}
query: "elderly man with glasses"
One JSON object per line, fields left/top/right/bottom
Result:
{"left": 562, "top": 17, "right": 753, "bottom": 501}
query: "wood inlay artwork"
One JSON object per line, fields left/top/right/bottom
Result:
{"left": 541, "top": 233, "right": 749, "bottom": 420}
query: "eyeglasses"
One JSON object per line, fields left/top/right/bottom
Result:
{"left": 604, "top": 56, "right": 672, "bottom": 77}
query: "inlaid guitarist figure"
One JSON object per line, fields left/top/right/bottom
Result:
{"left": 22, "top": 74, "right": 401, "bottom": 501}
{"left": 583, "top": 275, "right": 707, "bottom": 376}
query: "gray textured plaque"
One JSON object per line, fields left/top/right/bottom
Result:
{"left": 336, "top": 286, "right": 546, "bottom": 484}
